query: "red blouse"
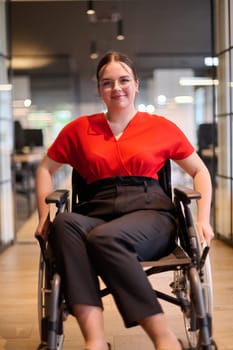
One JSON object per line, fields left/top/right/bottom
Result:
{"left": 48, "top": 112, "right": 194, "bottom": 184}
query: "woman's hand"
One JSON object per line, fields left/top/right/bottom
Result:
{"left": 175, "top": 153, "right": 214, "bottom": 247}
{"left": 35, "top": 214, "right": 52, "bottom": 241}
{"left": 195, "top": 221, "right": 215, "bottom": 247}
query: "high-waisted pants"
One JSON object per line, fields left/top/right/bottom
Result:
{"left": 51, "top": 181, "right": 177, "bottom": 328}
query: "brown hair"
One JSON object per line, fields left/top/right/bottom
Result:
{"left": 96, "top": 51, "right": 138, "bottom": 83}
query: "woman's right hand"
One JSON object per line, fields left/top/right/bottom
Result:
{"left": 35, "top": 214, "right": 52, "bottom": 241}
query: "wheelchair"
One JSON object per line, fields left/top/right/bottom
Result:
{"left": 37, "top": 160, "right": 218, "bottom": 350}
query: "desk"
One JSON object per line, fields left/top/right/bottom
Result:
{"left": 12, "top": 149, "right": 45, "bottom": 216}
{"left": 12, "top": 151, "right": 44, "bottom": 164}
{"left": 200, "top": 148, "right": 219, "bottom": 158}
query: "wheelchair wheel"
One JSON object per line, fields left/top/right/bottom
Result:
{"left": 182, "top": 272, "right": 201, "bottom": 349}
{"left": 47, "top": 273, "right": 65, "bottom": 350}
{"left": 38, "top": 251, "right": 65, "bottom": 350}
{"left": 180, "top": 254, "right": 216, "bottom": 350}
{"left": 38, "top": 251, "right": 50, "bottom": 348}
{"left": 198, "top": 242, "right": 214, "bottom": 319}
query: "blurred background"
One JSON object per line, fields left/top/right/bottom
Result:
{"left": 0, "top": 0, "right": 232, "bottom": 249}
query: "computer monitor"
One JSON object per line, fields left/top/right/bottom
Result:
{"left": 14, "top": 121, "right": 25, "bottom": 151}
{"left": 197, "top": 123, "right": 217, "bottom": 150}
{"left": 23, "top": 128, "right": 44, "bottom": 148}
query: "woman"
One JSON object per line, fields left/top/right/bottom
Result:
{"left": 35, "top": 51, "right": 214, "bottom": 350}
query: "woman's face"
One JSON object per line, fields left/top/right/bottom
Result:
{"left": 98, "top": 60, "right": 139, "bottom": 112}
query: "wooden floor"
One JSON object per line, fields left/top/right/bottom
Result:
{"left": 0, "top": 220, "right": 232, "bottom": 349}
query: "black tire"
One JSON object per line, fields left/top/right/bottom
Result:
{"left": 38, "top": 252, "right": 51, "bottom": 347}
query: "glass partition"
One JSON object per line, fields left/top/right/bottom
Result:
{"left": 0, "top": 0, "right": 14, "bottom": 250}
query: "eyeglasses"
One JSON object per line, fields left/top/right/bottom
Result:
{"left": 99, "top": 76, "right": 133, "bottom": 90}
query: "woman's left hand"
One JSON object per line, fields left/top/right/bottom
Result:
{"left": 196, "top": 221, "right": 215, "bottom": 246}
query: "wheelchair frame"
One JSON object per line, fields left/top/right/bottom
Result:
{"left": 37, "top": 161, "right": 218, "bottom": 350}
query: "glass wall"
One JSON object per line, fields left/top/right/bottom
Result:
{"left": 0, "top": 0, "right": 14, "bottom": 250}
{"left": 215, "top": 0, "right": 233, "bottom": 244}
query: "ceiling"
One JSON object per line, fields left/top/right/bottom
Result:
{"left": 9, "top": 0, "right": 213, "bottom": 104}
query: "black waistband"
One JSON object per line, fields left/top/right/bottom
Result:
{"left": 87, "top": 176, "right": 159, "bottom": 194}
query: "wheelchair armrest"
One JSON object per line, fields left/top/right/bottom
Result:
{"left": 174, "top": 186, "right": 201, "bottom": 205}
{"left": 45, "top": 189, "right": 70, "bottom": 206}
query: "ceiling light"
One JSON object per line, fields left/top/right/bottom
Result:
{"left": 157, "top": 95, "right": 167, "bottom": 105}
{"left": 0, "top": 84, "right": 12, "bottom": 91}
{"left": 146, "top": 104, "right": 155, "bottom": 113}
{"left": 86, "top": 0, "right": 95, "bottom": 15}
{"left": 24, "top": 99, "right": 32, "bottom": 107}
{"left": 116, "top": 19, "right": 125, "bottom": 40}
{"left": 138, "top": 104, "right": 146, "bottom": 112}
{"left": 179, "top": 77, "right": 218, "bottom": 86}
{"left": 12, "top": 57, "right": 53, "bottom": 70}
{"left": 90, "top": 40, "right": 98, "bottom": 60}
{"left": 174, "top": 96, "right": 194, "bottom": 104}
{"left": 204, "top": 57, "right": 219, "bottom": 66}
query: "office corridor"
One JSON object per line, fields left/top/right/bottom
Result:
{"left": 0, "top": 215, "right": 232, "bottom": 350}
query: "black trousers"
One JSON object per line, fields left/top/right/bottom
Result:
{"left": 51, "top": 179, "right": 177, "bottom": 328}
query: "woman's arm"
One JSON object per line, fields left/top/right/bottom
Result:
{"left": 175, "top": 151, "right": 215, "bottom": 246}
{"left": 35, "top": 154, "right": 63, "bottom": 238}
